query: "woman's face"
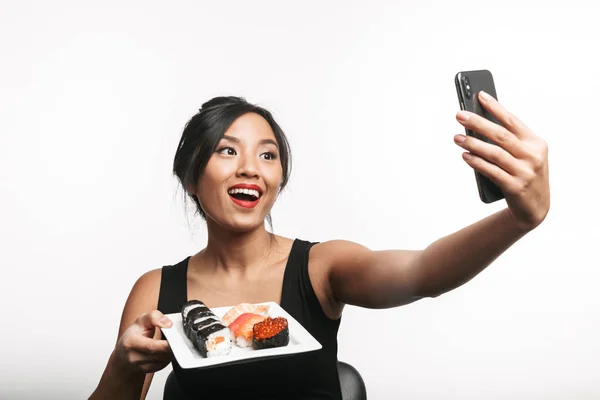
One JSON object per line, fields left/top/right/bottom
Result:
{"left": 194, "top": 112, "right": 283, "bottom": 232}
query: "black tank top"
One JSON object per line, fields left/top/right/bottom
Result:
{"left": 157, "top": 238, "right": 343, "bottom": 399}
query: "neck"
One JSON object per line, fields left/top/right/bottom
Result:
{"left": 201, "top": 219, "right": 275, "bottom": 274}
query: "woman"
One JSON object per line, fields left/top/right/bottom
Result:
{"left": 90, "top": 93, "right": 550, "bottom": 399}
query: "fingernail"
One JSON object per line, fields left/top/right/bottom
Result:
{"left": 160, "top": 317, "right": 171, "bottom": 326}
{"left": 457, "top": 111, "right": 470, "bottom": 122}
{"left": 463, "top": 152, "right": 472, "bottom": 161}
{"left": 454, "top": 134, "right": 466, "bottom": 143}
{"left": 479, "top": 91, "right": 490, "bottom": 101}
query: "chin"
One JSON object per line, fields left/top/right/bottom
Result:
{"left": 229, "top": 220, "right": 265, "bottom": 233}
{"left": 210, "top": 213, "right": 267, "bottom": 233}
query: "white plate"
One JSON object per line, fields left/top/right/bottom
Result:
{"left": 160, "top": 301, "right": 322, "bottom": 369}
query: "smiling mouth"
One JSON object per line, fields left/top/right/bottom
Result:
{"left": 227, "top": 188, "right": 262, "bottom": 208}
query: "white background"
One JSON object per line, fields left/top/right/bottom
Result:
{"left": 1, "top": 0, "right": 598, "bottom": 399}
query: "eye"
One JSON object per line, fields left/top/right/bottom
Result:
{"left": 216, "top": 147, "right": 236, "bottom": 156}
{"left": 260, "top": 152, "right": 277, "bottom": 161}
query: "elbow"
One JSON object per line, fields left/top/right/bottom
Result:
{"left": 426, "top": 291, "right": 445, "bottom": 299}
{"left": 412, "top": 280, "right": 448, "bottom": 300}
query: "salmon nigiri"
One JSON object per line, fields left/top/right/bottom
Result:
{"left": 221, "top": 303, "right": 270, "bottom": 326}
{"left": 229, "top": 313, "right": 267, "bottom": 348}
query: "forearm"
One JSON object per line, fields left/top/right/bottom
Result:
{"left": 416, "top": 207, "right": 529, "bottom": 298}
{"left": 89, "top": 350, "right": 146, "bottom": 400}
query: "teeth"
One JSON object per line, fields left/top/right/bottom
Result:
{"left": 228, "top": 188, "right": 260, "bottom": 198}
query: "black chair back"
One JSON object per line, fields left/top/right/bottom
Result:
{"left": 164, "top": 369, "right": 187, "bottom": 399}
{"left": 337, "top": 361, "right": 367, "bottom": 400}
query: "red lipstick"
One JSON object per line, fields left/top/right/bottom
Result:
{"left": 228, "top": 183, "right": 263, "bottom": 209}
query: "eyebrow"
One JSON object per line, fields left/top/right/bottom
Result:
{"left": 221, "top": 135, "right": 279, "bottom": 148}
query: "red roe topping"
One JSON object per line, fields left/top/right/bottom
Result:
{"left": 253, "top": 317, "right": 288, "bottom": 340}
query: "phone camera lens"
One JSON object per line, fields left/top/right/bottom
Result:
{"left": 462, "top": 76, "right": 472, "bottom": 99}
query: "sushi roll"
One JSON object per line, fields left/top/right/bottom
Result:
{"left": 252, "top": 317, "right": 290, "bottom": 350}
{"left": 181, "top": 300, "right": 212, "bottom": 338}
{"left": 180, "top": 300, "right": 232, "bottom": 357}
{"left": 184, "top": 305, "right": 218, "bottom": 339}
{"left": 189, "top": 318, "right": 232, "bottom": 357}
{"left": 181, "top": 300, "right": 205, "bottom": 320}
{"left": 228, "top": 313, "right": 267, "bottom": 348}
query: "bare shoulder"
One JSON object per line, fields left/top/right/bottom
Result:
{"left": 130, "top": 268, "right": 162, "bottom": 302}
{"left": 307, "top": 240, "right": 372, "bottom": 319}
{"left": 309, "top": 240, "right": 373, "bottom": 291}
{"left": 117, "top": 268, "right": 163, "bottom": 340}
{"left": 128, "top": 268, "right": 162, "bottom": 312}
{"left": 310, "top": 240, "right": 372, "bottom": 267}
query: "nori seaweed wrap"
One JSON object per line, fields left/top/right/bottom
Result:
{"left": 181, "top": 299, "right": 232, "bottom": 357}
{"left": 252, "top": 316, "right": 290, "bottom": 349}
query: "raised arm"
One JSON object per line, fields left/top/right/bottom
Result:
{"left": 313, "top": 207, "right": 528, "bottom": 310}
{"left": 314, "top": 90, "right": 550, "bottom": 312}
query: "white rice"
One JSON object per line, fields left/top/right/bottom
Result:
{"left": 206, "top": 327, "right": 233, "bottom": 357}
{"left": 235, "top": 335, "right": 252, "bottom": 348}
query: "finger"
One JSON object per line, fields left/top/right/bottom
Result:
{"left": 138, "top": 337, "right": 172, "bottom": 357}
{"left": 476, "top": 90, "right": 533, "bottom": 139}
{"left": 138, "top": 361, "right": 172, "bottom": 373}
{"left": 135, "top": 310, "right": 173, "bottom": 332}
{"left": 455, "top": 111, "right": 525, "bottom": 158}
{"left": 127, "top": 348, "right": 174, "bottom": 364}
{"left": 454, "top": 134, "right": 519, "bottom": 175}
{"left": 130, "top": 350, "right": 174, "bottom": 363}
{"left": 127, "top": 351, "right": 172, "bottom": 373}
{"left": 461, "top": 152, "right": 513, "bottom": 189}
{"left": 123, "top": 334, "right": 172, "bottom": 356}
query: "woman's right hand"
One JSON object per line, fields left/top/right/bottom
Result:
{"left": 114, "top": 310, "right": 174, "bottom": 374}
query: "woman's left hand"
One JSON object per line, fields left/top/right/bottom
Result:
{"left": 454, "top": 91, "right": 550, "bottom": 232}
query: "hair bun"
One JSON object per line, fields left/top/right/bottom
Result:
{"left": 200, "top": 96, "right": 246, "bottom": 112}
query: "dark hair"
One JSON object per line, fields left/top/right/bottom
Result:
{"left": 173, "top": 96, "right": 292, "bottom": 227}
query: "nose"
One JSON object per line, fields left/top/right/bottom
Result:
{"left": 236, "top": 153, "right": 260, "bottom": 179}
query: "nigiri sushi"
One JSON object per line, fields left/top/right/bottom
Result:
{"left": 228, "top": 313, "right": 267, "bottom": 348}
{"left": 253, "top": 317, "right": 290, "bottom": 350}
{"left": 221, "top": 303, "right": 270, "bottom": 326}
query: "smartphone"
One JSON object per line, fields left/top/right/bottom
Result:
{"left": 454, "top": 69, "right": 505, "bottom": 204}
